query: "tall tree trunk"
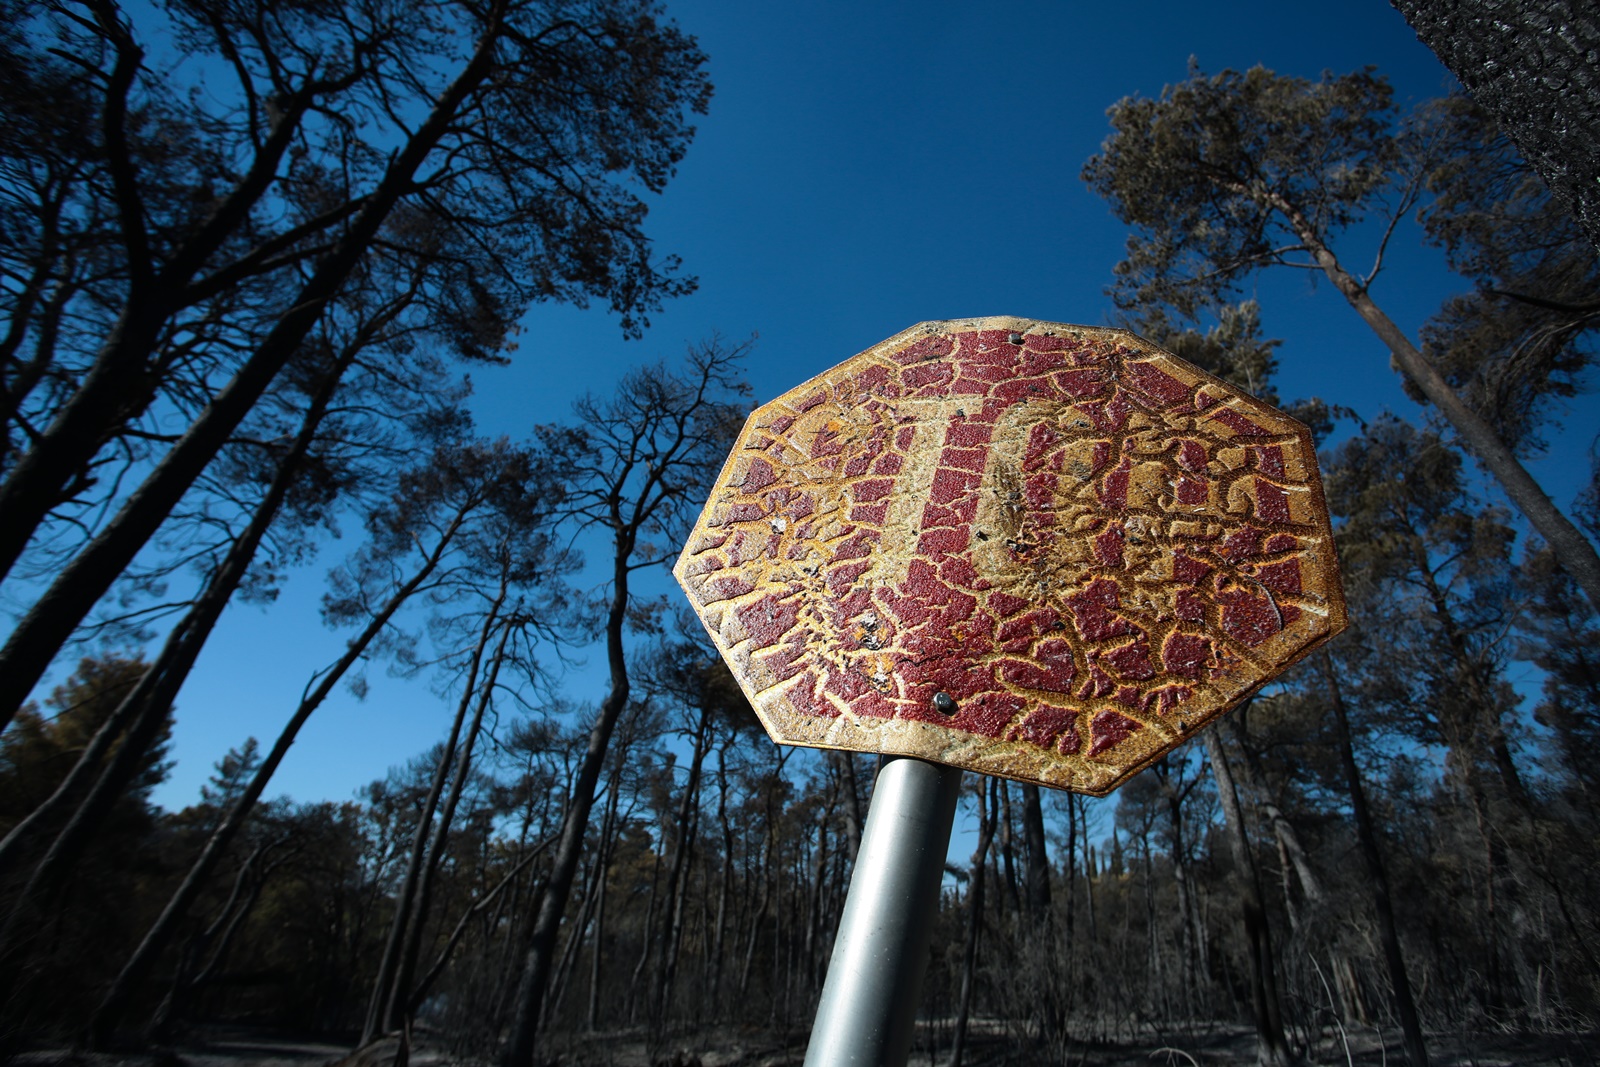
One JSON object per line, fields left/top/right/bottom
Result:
{"left": 627, "top": 847, "right": 665, "bottom": 1022}
{"left": 546, "top": 817, "right": 606, "bottom": 1027}
{"left": 1274, "top": 198, "right": 1600, "bottom": 613}
{"left": 838, "top": 751, "right": 863, "bottom": 862}
{"left": 501, "top": 543, "right": 633, "bottom": 1067}
{"left": 739, "top": 752, "right": 786, "bottom": 999}
{"left": 997, "top": 781, "right": 1021, "bottom": 917}
{"left": 1230, "top": 720, "right": 1328, "bottom": 916}
{"left": 1263, "top": 803, "right": 1324, "bottom": 911}
{"left": 550, "top": 742, "right": 630, "bottom": 1029}
{"left": 407, "top": 840, "right": 551, "bottom": 1019}
{"left": 1064, "top": 789, "right": 1078, "bottom": 945}
{"left": 1020, "top": 783, "right": 1052, "bottom": 916}
{"left": 1405, "top": 541, "right": 1544, "bottom": 1012}
{"left": 652, "top": 704, "right": 713, "bottom": 1029}
{"left": 1389, "top": 0, "right": 1600, "bottom": 255}
{"left": 81, "top": 516, "right": 464, "bottom": 1045}
{"left": 0, "top": 334, "right": 359, "bottom": 880}
{"left": 708, "top": 738, "right": 735, "bottom": 1012}
{"left": 389, "top": 611, "right": 513, "bottom": 1033}
{"left": 1205, "top": 721, "right": 1297, "bottom": 1067}
{"left": 364, "top": 593, "right": 507, "bottom": 1044}
{"left": 148, "top": 840, "right": 274, "bottom": 1037}
{"left": 800, "top": 814, "right": 828, "bottom": 997}
{"left": 0, "top": 7, "right": 511, "bottom": 726}
{"left": 578, "top": 758, "right": 627, "bottom": 1033}
{"left": 0, "top": 360, "right": 376, "bottom": 998}
{"left": 1319, "top": 652, "right": 1430, "bottom": 1067}
{"left": 581, "top": 746, "right": 630, "bottom": 1032}
{"left": 0, "top": 39, "right": 316, "bottom": 589}
{"left": 1164, "top": 771, "right": 1202, "bottom": 1015}
{"left": 1079, "top": 796, "right": 1097, "bottom": 946}
{"left": 586, "top": 839, "right": 610, "bottom": 1033}
{"left": 1408, "top": 539, "right": 1535, "bottom": 812}
{"left": 947, "top": 778, "right": 998, "bottom": 1067}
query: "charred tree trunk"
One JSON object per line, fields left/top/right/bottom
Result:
{"left": 0, "top": 348, "right": 376, "bottom": 1007}
{"left": 1274, "top": 198, "right": 1600, "bottom": 613}
{"left": 627, "top": 846, "right": 665, "bottom": 1022}
{"left": 0, "top": 38, "right": 317, "bottom": 591}
{"left": 149, "top": 839, "right": 281, "bottom": 1038}
{"left": 389, "top": 612, "right": 513, "bottom": 1033}
{"left": 947, "top": 778, "right": 998, "bottom": 1067}
{"left": 0, "top": 14, "right": 513, "bottom": 725}
{"left": 1079, "top": 795, "right": 1098, "bottom": 946}
{"left": 550, "top": 747, "right": 626, "bottom": 1029}
{"left": 1230, "top": 717, "right": 1328, "bottom": 926}
{"left": 838, "top": 751, "right": 864, "bottom": 862}
{"left": 1390, "top": 0, "right": 1600, "bottom": 255}
{"left": 0, "top": 333, "right": 362, "bottom": 883}
{"left": 1154, "top": 753, "right": 1205, "bottom": 1017}
{"left": 1320, "top": 651, "right": 1430, "bottom": 1067}
{"left": 364, "top": 594, "right": 506, "bottom": 1043}
{"left": 652, "top": 704, "right": 713, "bottom": 1029}
{"left": 708, "top": 738, "right": 735, "bottom": 1012}
{"left": 997, "top": 781, "right": 1022, "bottom": 917}
{"left": 546, "top": 811, "right": 608, "bottom": 1027}
{"left": 502, "top": 547, "right": 634, "bottom": 1067}
{"left": 1205, "top": 721, "right": 1298, "bottom": 1067}
{"left": 586, "top": 838, "right": 610, "bottom": 1033}
{"left": 407, "top": 839, "right": 550, "bottom": 1019}
{"left": 557, "top": 739, "right": 634, "bottom": 1028}
{"left": 80, "top": 512, "right": 465, "bottom": 1045}
{"left": 1020, "top": 782, "right": 1051, "bottom": 917}
{"left": 581, "top": 758, "right": 629, "bottom": 1033}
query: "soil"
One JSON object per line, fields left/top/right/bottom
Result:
{"left": 8, "top": 1021, "right": 1597, "bottom": 1067}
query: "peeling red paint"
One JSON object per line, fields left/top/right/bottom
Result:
{"left": 1010, "top": 706, "right": 1082, "bottom": 753}
{"left": 1101, "top": 457, "right": 1132, "bottom": 509}
{"left": 1089, "top": 711, "right": 1141, "bottom": 756}
{"left": 1208, "top": 407, "right": 1270, "bottom": 436}
{"left": 1255, "top": 445, "right": 1286, "bottom": 477}
{"left": 1162, "top": 633, "right": 1211, "bottom": 679}
{"left": 1125, "top": 361, "right": 1192, "bottom": 407}
{"left": 1176, "top": 475, "right": 1209, "bottom": 505}
{"left": 1104, "top": 638, "right": 1157, "bottom": 680}
{"left": 1095, "top": 525, "right": 1126, "bottom": 567}
{"left": 1067, "top": 578, "right": 1137, "bottom": 642}
{"left": 1218, "top": 589, "right": 1282, "bottom": 647}
{"left": 1255, "top": 478, "right": 1291, "bottom": 523}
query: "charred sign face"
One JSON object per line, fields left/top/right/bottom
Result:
{"left": 675, "top": 317, "right": 1346, "bottom": 794}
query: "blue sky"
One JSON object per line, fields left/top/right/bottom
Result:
{"left": 139, "top": 0, "right": 1597, "bottom": 811}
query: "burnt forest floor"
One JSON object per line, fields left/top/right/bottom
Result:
{"left": 7, "top": 1020, "right": 1597, "bottom": 1067}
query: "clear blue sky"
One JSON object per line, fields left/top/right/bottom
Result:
{"left": 145, "top": 0, "right": 1596, "bottom": 811}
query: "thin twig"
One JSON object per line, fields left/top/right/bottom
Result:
{"left": 1309, "top": 953, "right": 1354, "bottom": 1067}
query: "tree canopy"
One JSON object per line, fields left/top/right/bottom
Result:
{"left": 0, "top": 0, "right": 714, "bottom": 724}
{"left": 1083, "top": 62, "right": 1600, "bottom": 613}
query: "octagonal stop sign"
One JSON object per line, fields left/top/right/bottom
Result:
{"left": 673, "top": 316, "right": 1347, "bottom": 795}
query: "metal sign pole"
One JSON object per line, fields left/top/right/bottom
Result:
{"left": 804, "top": 755, "right": 963, "bottom": 1067}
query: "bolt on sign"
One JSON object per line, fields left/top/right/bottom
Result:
{"left": 674, "top": 317, "right": 1347, "bottom": 795}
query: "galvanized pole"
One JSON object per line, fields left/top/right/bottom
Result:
{"left": 804, "top": 754, "right": 963, "bottom": 1067}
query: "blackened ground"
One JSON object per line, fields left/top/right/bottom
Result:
{"left": 9, "top": 1021, "right": 1598, "bottom": 1067}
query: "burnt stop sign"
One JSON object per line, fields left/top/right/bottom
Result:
{"left": 674, "top": 317, "right": 1347, "bottom": 795}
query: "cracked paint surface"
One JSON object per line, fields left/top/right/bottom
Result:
{"left": 674, "top": 317, "right": 1347, "bottom": 795}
